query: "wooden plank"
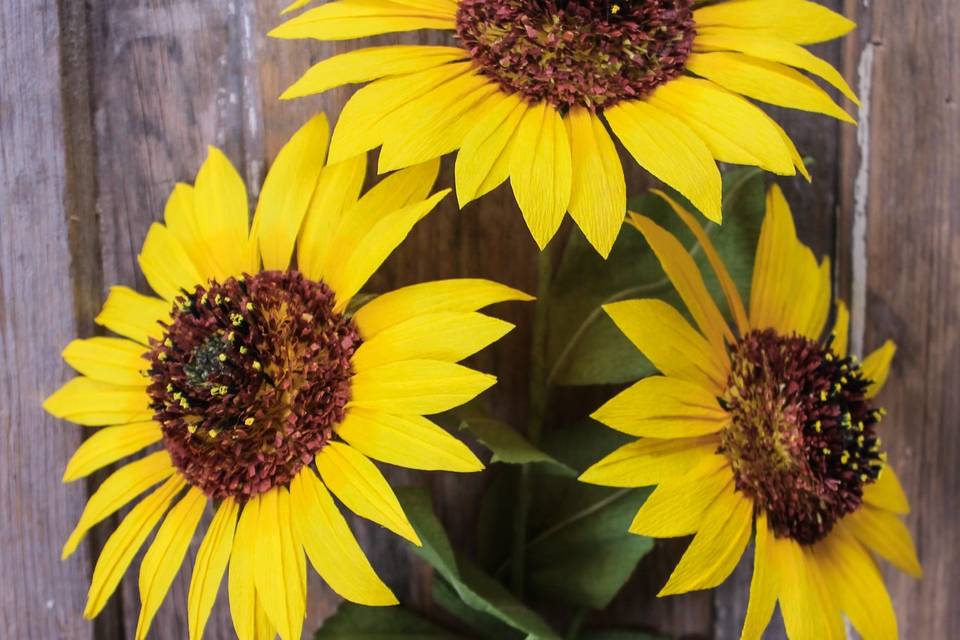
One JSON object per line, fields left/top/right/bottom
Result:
{"left": 839, "top": 1, "right": 960, "bottom": 637}
{"left": 0, "top": 1, "right": 93, "bottom": 637}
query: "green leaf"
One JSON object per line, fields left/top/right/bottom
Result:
{"left": 546, "top": 168, "right": 766, "bottom": 386}
{"left": 313, "top": 602, "right": 458, "bottom": 640}
{"left": 458, "top": 404, "right": 576, "bottom": 475}
{"left": 433, "top": 578, "right": 524, "bottom": 640}
{"left": 396, "top": 487, "right": 562, "bottom": 640}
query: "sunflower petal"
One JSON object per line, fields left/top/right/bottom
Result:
{"left": 862, "top": 340, "right": 896, "bottom": 398}
{"left": 290, "top": 466, "right": 398, "bottom": 605}
{"left": 229, "top": 498, "right": 262, "bottom": 640}
{"left": 254, "top": 488, "right": 306, "bottom": 640}
{"left": 749, "top": 184, "right": 799, "bottom": 330}
{"left": 191, "top": 147, "right": 254, "bottom": 279}
{"left": 269, "top": 1, "right": 455, "bottom": 41}
{"left": 63, "top": 421, "right": 162, "bottom": 482}
{"left": 580, "top": 435, "right": 719, "bottom": 488}
{"left": 44, "top": 377, "right": 152, "bottom": 427}
{"left": 349, "top": 359, "right": 495, "bottom": 415}
{"left": 456, "top": 92, "right": 527, "bottom": 206}
{"left": 187, "top": 498, "right": 239, "bottom": 640}
{"left": 138, "top": 223, "right": 205, "bottom": 301}
{"left": 844, "top": 507, "right": 922, "bottom": 577}
{"left": 832, "top": 300, "right": 850, "bottom": 356}
{"left": 62, "top": 337, "right": 149, "bottom": 387}
{"left": 693, "top": 0, "right": 856, "bottom": 45}
{"left": 95, "top": 286, "right": 170, "bottom": 345}
{"left": 864, "top": 465, "right": 910, "bottom": 514}
{"left": 740, "top": 513, "right": 779, "bottom": 640}
{"left": 775, "top": 537, "right": 839, "bottom": 639}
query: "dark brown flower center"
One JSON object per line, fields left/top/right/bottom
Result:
{"left": 719, "top": 329, "right": 884, "bottom": 545}
{"left": 455, "top": 0, "right": 696, "bottom": 111}
{"left": 146, "top": 271, "right": 360, "bottom": 500}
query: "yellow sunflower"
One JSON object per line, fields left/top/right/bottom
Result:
{"left": 580, "top": 186, "right": 920, "bottom": 639}
{"left": 271, "top": 0, "right": 857, "bottom": 257}
{"left": 44, "top": 113, "right": 531, "bottom": 640}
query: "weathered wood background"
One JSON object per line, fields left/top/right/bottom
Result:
{"left": 1, "top": 1, "right": 956, "bottom": 638}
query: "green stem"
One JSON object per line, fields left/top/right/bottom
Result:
{"left": 510, "top": 242, "right": 555, "bottom": 596}
{"left": 566, "top": 608, "right": 589, "bottom": 640}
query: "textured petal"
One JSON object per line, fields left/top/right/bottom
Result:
{"left": 351, "top": 311, "right": 513, "bottom": 371}
{"left": 84, "top": 475, "right": 185, "bottom": 618}
{"left": 353, "top": 279, "right": 532, "bottom": 338}
{"left": 658, "top": 482, "right": 753, "bottom": 595}
{"left": 629, "top": 454, "right": 732, "bottom": 537}
{"left": 191, "top": 147, "right": 255, "bottom": 279}
{"left": 62, "top": 421, "right": 162, "bottom": 482}
{"left": 136, "top": 487, "right": 206, "bottom": 640}
{"left": 163, "top": 183, "right": 210, "bottom": 277}
{"left": 229, "top": 498, "right": 262, "bottom": 640}
{"left": 254, "top": 488, "right": 307, "bottom": 640}
{"left": 289, "top": 467, "right": 397, "bottom": 605}
{"left": 843, "top": 507, "right": 922, "bottom": 577}
{"left": 832, "top": 300, "right": 850, "bottom": 356}
{"left": 337, "top": 408, "right": 483, "bottom": 472}
{"left": 95, "top": 286, "right": 170, "bottom": 345}
{"left": 592, "top": 376, "right": 728, "bottom": 439}
{"left": 566, "top": 108, "right": 626, "bottom": 257}
{"left": 62, "top": 451, "right": 174, "bottom": 558}
{"left": 775, "top": 537, "right": 841, "bottom": 639}
{"left": 648, "top": 77, "right": 795, "bottom": 175}
{"left": 44, "top": 377, "right": 152, "bottom": 426}
{"left": 188, "top": 499, "right": 239, "bottom": 640}
{"left": 606, "top": 100, "right": 721, "bottom": 222}
{"left": 862, "top": 341, "right": 896, "bottom": 398}
{"left": 138, "top": 223, "right": 205, "bottom": 301}
{"left": 253, "top": 113, "right": 329, "bottom": 271}
{"left": 603, "top": 299, "right": 729, "bottom": 393}
{"left": 62, "top": 337, "right": 149, "bottom": 386}
{"left": 693, "top": 0, "right": 856, "bottom": 45}
{"left": 580, "top": 435, "right": 719, "bottom": 488}
{"left": 749, "top": 184, "right": 800, "bottom": 330}
{"left": 455, "top": 92, "right": 527, "bottom": 206}
{"left": 281, "top": 45, "right": 466, "bottom": 99}
{"left": 864, "top": 464, "right": 910, "bottom": 514}
{"left": 651, "top": 188, "right": 749, "bottom": 334}
{"left": 349, "top": 359, "right": 496, "bottom": 415}
{"left": 740, "top": 513, "right": 779, "bottom": 640}
{"left": 315, "top": 441, "right": 420, "bottom": 544}
{"left": 686, "top": 53, "right": 855, "bottom": 123}
{"left": 630, "top": 214, "right": 732, "bottom": 349}
{"left": 269, "top": 1, "right": 455, "bottom": 41}
{"left": 509, "top": 102, "right": 572, "bottom": 249}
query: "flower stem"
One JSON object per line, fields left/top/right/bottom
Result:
{"left": 510, "top": 241, "right": 555, "bottom": 596}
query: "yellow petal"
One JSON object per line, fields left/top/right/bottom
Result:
{"left": 769, "top": 116, "right": 811, "bottom": 181}
{"left": 84, "top": 475, "right": 185, "bottom": 618}
{"left": 693, "top": 0, "right": 856, "bottom": 45}
{"left": 136, "top": 487, "right": 206, "bottom": 640}
{"left": 843, "top": 507, "right": 922, "bottom": 577}
{"left": 686, "top": 53, "right": 855, "bottom": 124}
{"left": 864, "top": 464, "right": 910, "bottom": 514}
{"left": 229, "top": 498, "right": 262, "bottom": 640}
{"left": 694, "top": 28, "right": 858, "bottom": 104}
{"left": 44, "top": 377, "right": 152, "bottom": 426}
{"left": 832, "top": 300, "right": 850, "bottom": 356}
{"left": 315, "top": 441, "right": 420, "bottom": 544}
{"left": 862, "top": 340, "right": 896, "bottom": 398}
{"left": 63, "top": 421, "right": 162, "bottom": 482}
{"left": 95, "top": 286, "right": 170, "bottom": 345}
{"left": 815, "top": 525, "right": 898, "bottom": 640}
{"left": 289, "top": 466, "right": 398, "bottom": 605}
{"left": 650, "top": 188, "right": 748, "bottom": 334}
{"left": 378, "top": 75, "right": 500, "bottom": 173}
{"left": 351, "top": 311, "right": 513, "bottom": 371}
{"left": 740, "top": 513, "right": 779, "bottom": 640}
{"left": 606, "top": 99, "right": 722, "bottom": 223}
{"left": 775, "top": 536, "right": 841, "bottom": 639}
{"left": 455, "top": 92, "right": 527, "bottom": 206}
{"left": 137, "top": 223, "right": 204, "bottom": 301}
{"left": 353, "top": 278, "right": 533, "bottom": 338}
{"left": 749, "top": 184, "right": 799, "bottom": 330}
{"left": 63, "top": 451, "right": 174, "bottom": 558}
{"left": 580, "top": 435, "right": 719, "bottom": 488}
{"left": 164, "top": 183, "right": 215, "bottom": 278}
{"left": 349, "top": 359, "right": 495, "bottom": 415}
{"left": 603, "top": 299, "right": 728, "bottom": 393}
{"left": 591, "top": 375, "right": 728, "bottom": 439}
{"left": 658, "top": 482, "right": 753, "bottom": 595}
{"left": 253, "top": 113, "right": 329, "bottom": 271}
{"left": 629, "top": 454, "right": 732, "bottom": 537}
{"left": 62, "top": 337, "right": 149, "bottom": 386}
{"left": 297, "top": 153, "right": 367, "bottom": 282}
{"left": 509, "top": 102, "right": 572, "bottom": 249}
{"left": 269, "top": 1, "right": 455, "bottom": 41}
{"left": 254, "top": 488, "right": 307, "bottom": 640}
{"left": 566, "top": 108, "right": 626, "bottom": 257}
{"left": 630, "top": 214, "right": 732, "bottom": 350}
{"left": 648, "top": 77, "right": 795, "bottom": 175}
{"left": 188, "top": 498, "right": 239, "bottom": 640}
{"left": 327, "top": 190, "right": 451, "bottom": 309}
{"left": 191, "top": 147, "right": 255, "bottom": 279}
{"left": 281, "top": 45, "right": 466, "bottom": 100}
{"left": 337, "top": 408, "right": 483, "bottom": 472}
{"left": 328, "top": 62, "right": 473, "bottom": 164}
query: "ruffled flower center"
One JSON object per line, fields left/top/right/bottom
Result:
{"left": 455, "top": 0, "right": 696, "bottom": 111}
{"left": 719, "top": 329, "right": 884, "bottom": 545}
{"left": 146, "top": 270, "right": 360, "bottom": 500}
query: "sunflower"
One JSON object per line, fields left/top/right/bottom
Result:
{"left": 270, "top": 0, "right": 857, "bottom": 257}
{"left": 44, "top": 113, "right": 531, "bottom": 640}
{"left": 579, "top": 186, "right": 920, "bottom": 638}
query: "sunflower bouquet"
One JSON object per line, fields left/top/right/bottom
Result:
{"left": 42, "top": 1, "right": 920, "bottom": 639}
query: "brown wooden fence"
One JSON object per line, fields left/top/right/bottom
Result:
{"left": 1, "top": 1, "right": 956, "bottom": 638}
